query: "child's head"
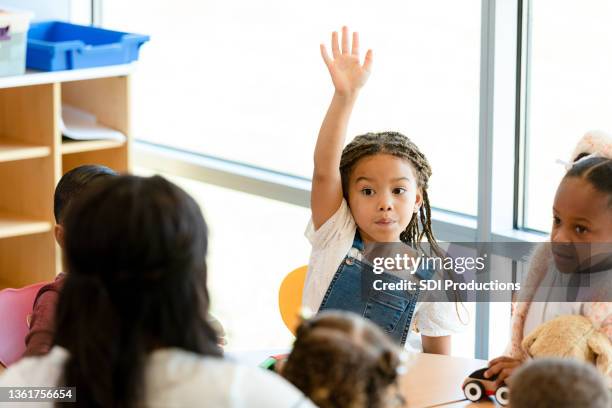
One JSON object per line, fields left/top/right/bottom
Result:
{"left": 55, "top": 175, "right": 221, "bottom": 407}
{"left": 551, "top": 132, "right": 612, "bottom": 272}
{"left": 340, "top": 131, "right": 437, "bottom": 248}
{"left": 282, "top": 311, "right": 405, "bottom": 408}
{"left": 510, "top": 358, "right": 611, "bottom": 408}
{"left": 53, "top": 164, "right": 117, "bottom": 247}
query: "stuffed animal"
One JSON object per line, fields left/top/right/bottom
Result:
{"left": 522, "top": 315, "right": 612, "bottom": 381}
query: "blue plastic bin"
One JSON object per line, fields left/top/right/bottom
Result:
{"left": 26, "top": 21, "right": 149, "bottom": 71}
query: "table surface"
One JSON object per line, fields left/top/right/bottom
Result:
{"left": 399, "top": 352, "right": 497, "bottom": 407}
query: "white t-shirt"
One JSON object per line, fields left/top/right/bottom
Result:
{"left": 304, "top": 199, "right": 463, "bottom": 350}
{"left": 0, "top": 347, "right": 315, "bottom": 408}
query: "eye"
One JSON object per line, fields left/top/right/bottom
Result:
{"left": 392, "top": 187, "right": 407, "bottom": 195}
{"left": 552, "top": 216, "right": 561, "bottom": 226}
{"left": 574, "top": 225, "right": 588, "bottom": 234}
{"left": 361, "top": 188, "right": 375, "bottom": 196}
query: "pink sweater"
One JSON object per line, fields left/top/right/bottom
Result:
{"left": 506, "top": 243, "right": 612, "bottom": 360}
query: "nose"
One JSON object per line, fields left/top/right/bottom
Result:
{"left": 378, "top": 193, "right": 393, "bottom": 212}
{"left": 551, "top": 227, "right": 571, "bottom": 243}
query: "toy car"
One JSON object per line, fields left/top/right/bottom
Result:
{"left": 462, "top": 367, "right": 509, "bottom": 406}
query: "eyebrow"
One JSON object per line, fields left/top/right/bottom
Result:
{"left": 572, "top": 217, "right": 592, "bottom": 224}
{"left": 354, "top": 176, "right": 411, "bottom": 183}
{"left": 552, "top": 208, "right": 592, "bottom": 224}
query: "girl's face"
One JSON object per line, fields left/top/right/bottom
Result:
{"left": 347, "top": 154, "right": 422, "bottom": 243}
{"left": 551, "top": 176, "right": 612, "bottom": 272}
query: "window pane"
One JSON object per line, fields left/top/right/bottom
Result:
{"left": 104, "top": 0, "right": 480, "bottom": 215}
{"left": 524, "top": 0, "right": 612, "bottom": 232}
{"left": 141, "top": 171, "right": 312, "bottom": 350}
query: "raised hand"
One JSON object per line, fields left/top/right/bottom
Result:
{"left": 320, "top": 26, "right": 373, "bottom": 97}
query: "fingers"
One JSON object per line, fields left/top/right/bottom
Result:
{"left": 331, "top": 31, "right": 340, "bottom": 58}
{"left": 341, "top": 26, "right": 349, "bottom": 55}
{"left": 495, "top": 367, "right": 517, "bottom": 385}
{"left": 327, "top": 27, "right": 372, "bottom": 70}
{"left": 351, "top": 31, "right": 359, "bottom": 56}
{"left": 484, "top": 361, "right": 519, "bottom": 380}
{"left": 320, "top": 44, "right": 331, "bottom": 66}
{"left": 362, "top": 49, "right": 373, "bottom": 72}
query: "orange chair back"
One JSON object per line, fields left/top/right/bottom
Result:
{"left": 278, "top": 265, "right": 307, "bottom": 335}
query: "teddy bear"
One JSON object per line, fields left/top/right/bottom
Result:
{"left": 522, "top": 315, "right": 612, "bottom": 382}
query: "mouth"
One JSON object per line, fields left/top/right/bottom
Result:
{"left": 551, "top": 246, "right": 576, "bottom": 261}
{"left": 375, "top": 218, "right": 396, "bottom": 226}
{"left": 551, "top": 247, "right": 579, "bottom": 272}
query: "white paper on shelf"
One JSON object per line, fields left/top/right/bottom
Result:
{"left": 60, "top": 104, "right": 126, "bottom": 142}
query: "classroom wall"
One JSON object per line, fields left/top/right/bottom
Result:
{"left": 0, "top": 0, "right": 71, "bottom": 21}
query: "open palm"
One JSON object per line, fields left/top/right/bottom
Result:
{"left": 321, "top": 26, "right": 373, "bottom": 96}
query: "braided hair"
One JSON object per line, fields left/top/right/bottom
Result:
{"left": 340, "top": 132, "right": 468, "bottom": 321}
{"left": 340, "top": 131, "right": 442, "bottom": 255}
{"left": 565, "top": 153, "right": 612, "bottom": 206}
{"left": 282, "top": 311, "right": 404, "bottom": 408}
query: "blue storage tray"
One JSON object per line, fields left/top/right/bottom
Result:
{"left": 26, "top": 21, "right": 149, "bottom": 71}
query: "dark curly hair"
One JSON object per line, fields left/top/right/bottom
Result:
{"left": 510, "top": 358, "right": 611, "bottom": 408}
{"left": 339, "top": 131, "right": 441, "bottom": 256}
{"left": 282, "top": 311, "right": 405, "bottom": 408}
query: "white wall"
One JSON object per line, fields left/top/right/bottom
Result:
{"left": 0, "top": 0, "right": 74, "bottom": 21}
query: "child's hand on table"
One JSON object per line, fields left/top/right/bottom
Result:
{"left": 320, "top": 26, "right": 373, "bottom": 98}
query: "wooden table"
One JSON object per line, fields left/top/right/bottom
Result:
{"left": 399, "top": 352, "right": 497, "bottom": 407}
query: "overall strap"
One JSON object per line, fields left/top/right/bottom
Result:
{"left": 351, "top": 230, "right": 364, "bottom": 252}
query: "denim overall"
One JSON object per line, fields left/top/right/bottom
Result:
{"left": 318, "top": 231, "right": 433, "bottom": 345}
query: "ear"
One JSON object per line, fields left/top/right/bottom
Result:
{"left": 587, "top": 332, "right": 612, "bottom": 377}
{"left": 521, "top": 325, "right": 544, "bottom": 357}
{"left": 54, "top": 224, "right": 64, "bottom": 248}
{"left": 414, "top": 188, "right": 423, "bottom": 214}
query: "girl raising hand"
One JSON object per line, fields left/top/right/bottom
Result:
{"left": 306, "top": 27, "right": 462, "bottom": 354}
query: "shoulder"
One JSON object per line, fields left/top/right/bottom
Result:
{"left": 413, "top": 301, "right": 465, "bottom": 336}
{"left": 229, "top": 363, "right": 316, "bottom": 407}
{"left": 0, "top": 347, "right": 67, "bottom": 387}
{"left": 33, "top": 273, "right": 66, "bottom": 307}
{"left": 526, "top": 242, "right": 552, "bottom": 280}
{"left": 145, "top": 350, "right": 314, "bottom": 408}
{"left": 305, "top": 199, "right": 355, "bottom": 249}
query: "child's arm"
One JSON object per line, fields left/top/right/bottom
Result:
{"left": 312, "top": 26, "right": 373, "bottom": 229}
{"left": 422, "top": 335, "right": 451, "bottom": 355}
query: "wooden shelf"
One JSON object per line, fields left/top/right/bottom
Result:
{"left": 0, "top": 212, "right": 52, "bottom": 239}
{"left": 0, "top": 64, "right": 135, "bottom": 90}
{"left": 62, "top": 139, "right": 125, "bottom": 155}
{"left": 0, "top": 67, "right": 131, "bottom": 286}
{"left": 0, "top": 143, "right": 51, "bottom": 163}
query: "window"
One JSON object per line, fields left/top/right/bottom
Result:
{"left": 522, "top": 0, "right": 612, "bottom": 232}
{"left": 141, "top": 170, "right": 311, "bottom": 350}
{"left": 102, "top": 0, "right": 481, "bottom": 215}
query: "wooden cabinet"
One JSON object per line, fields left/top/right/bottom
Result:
{"left": 0, "top": 65, "right": 133, "bottom": 288}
